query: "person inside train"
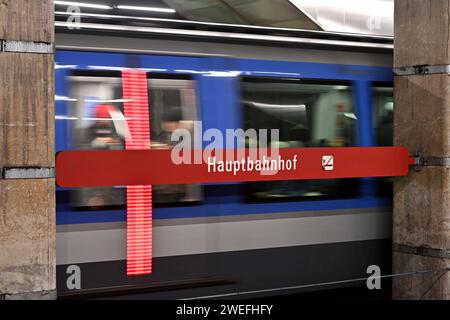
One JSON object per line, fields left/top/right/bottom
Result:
{"left": 88, "top": 104, "right": 125, "bottom": 150}
{"left": 377, "top": 107, "right": 393, "bottom": 147}
{"left": 334, "top": 102, "right": 356, "bottom": 147}
{"left": 153, "top": 105, "right": 185, "bottom": 149}
{"left": 152, "top": 105, "right": 187, "bottom": 202}
{"left": 74, "top": 104, "right": 127, "bottom": 208}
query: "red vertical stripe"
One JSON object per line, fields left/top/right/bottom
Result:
{"left": 122, "top": 70, "right": 153, "bottom": 276}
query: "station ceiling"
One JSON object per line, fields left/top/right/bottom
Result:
{"left": 161, "top": 0, "right": 322, "bottom": 30}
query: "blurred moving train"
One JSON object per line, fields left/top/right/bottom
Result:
{"left": 55, "top": 23, "right": 394, "bottom": 299}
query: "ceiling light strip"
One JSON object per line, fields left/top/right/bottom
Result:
{"left": 116, "top": 5, "right": 176, "bottom": 13}
{"left": 54, "top": 1, "right": 112, "bottom": 10}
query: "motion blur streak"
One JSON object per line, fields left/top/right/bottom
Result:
{"left": 122, "top": 70, "right": 153, "bottom": 276}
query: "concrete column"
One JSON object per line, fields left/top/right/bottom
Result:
{"left": 393, "top": 0, "right": 450, "bottom": 299}
{"left": 0, "top": 1, "right": 55, "bottom": 299}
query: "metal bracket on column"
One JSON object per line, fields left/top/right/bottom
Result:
{"left": 1, "top": 167, "right": 55, "bottom": 180}
{"left": 393, "top": 243, "right": 450, "bottom": 259}
{"left": 394, "top": 64, "right": 450, "bottom": 76}
{"left": 0, "top": 40, "right": 53, "bottom": 54}
{"left": 411, "top": 152, "right": 450, "bottom": 172}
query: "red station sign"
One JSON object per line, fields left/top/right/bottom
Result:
{"left": 56, "top": 146, "right": 413, "bottom": 187}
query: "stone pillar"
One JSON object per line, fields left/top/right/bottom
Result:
{"left": 0, "top": 1, "right": 55, "bottom": 299}
{"left": 393, "top": 0, "right": 450, "bottom": 299}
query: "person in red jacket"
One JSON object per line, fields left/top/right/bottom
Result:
{"left": 88, "top": 104, "right": 125, "bottom": 150}
{"left": 75, "top": 104, "right": 127, "bottom": 208}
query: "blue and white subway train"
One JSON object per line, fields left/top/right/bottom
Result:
{"left": 55, "top": 26, "right": 394, "bottom": 299}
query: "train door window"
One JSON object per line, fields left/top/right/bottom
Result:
{"left": 68, "top": 72, "right": 201, "bottom": 208}
{"left": 147, "top": 78, "right": 201, "bottom": 204}
{"left": 372, "top": 84, "right": 394, "bottom": 197}
{"left": 241, "top": 77, "right": 359, "bottom": 201}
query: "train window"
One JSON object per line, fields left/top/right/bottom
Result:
{"left": 68, "top": 73, "right": 201, "bottom": 208}
{"left": 372, "top": 85, "right": 394, "bottom": 197}
{"left": 241, "top": 77, "right": 359, "bottom": 201}
{"left": 373, "top": 86, "right": 394, "bottom": 146}
{"left": 148, "top": 78, "right": 201, "bottom": 204}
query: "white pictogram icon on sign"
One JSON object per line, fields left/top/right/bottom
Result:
{"left": 322, "top": 155, "right": 334, "bottom": 171}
